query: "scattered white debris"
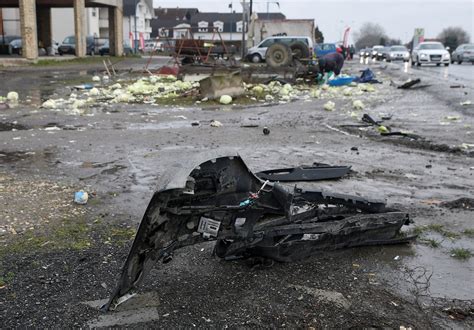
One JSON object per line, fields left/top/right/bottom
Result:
{"left": 89, "top": 88, "right": 100, "bottom": 96}
{"left": 265, "top": 94, "right": 274, "bottom": 102}
{"left": 324, "top": 101, "right": 336, "bottom": 111}
{"left": 92, "top": 76, "right": 101, "bottom": 82}
{"left": 7, "top": 91, "right": 19, "bottom": 102}
{"left": 210, "top": 120, "right": 223, "bottom": 127}
{"left": 41, "top": 99, "right": 57, "bottom": 109}
{"left": 111, "top": 83, "right": 122, "bottom": 90}
{"left": 219, "top": 95, "right": 232, "bottom": 105}
{"left": 310, "top": 89, "right": 321, "bottom": 98}
{"left": 352, "top": 100, "right": 365, "bottom": 110}
{"left": 44, "top": 126, "right": 61, "bottom": 131}
{"left": 460, "top": 100, "right": 472, "bottom": 106}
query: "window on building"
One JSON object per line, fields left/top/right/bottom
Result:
{"left": 214, "top": 21, "right": 224, "bottom": 32}
{"left": 236, "top": 21, "right": 243, "bottom": 33}
{"left": 198, "top": 21, "right": 208, "bottom": 32}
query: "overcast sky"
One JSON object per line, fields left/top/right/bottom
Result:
{"left": 153, "top": 0, "right": 474, "bottom": 43}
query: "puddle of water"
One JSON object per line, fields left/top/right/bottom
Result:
{"left": 128, "top": 121, "right": 193, "bottom": 130}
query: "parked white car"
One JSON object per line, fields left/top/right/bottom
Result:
{"left": 246, "top": 36, "right": 313, "bottom": 63}
{"left": 386, "top": 45, "right": 410, "bottom": 62}
{"left": 411, "top": 41, "right": 450, "bottom": 66}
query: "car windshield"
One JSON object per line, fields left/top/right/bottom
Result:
{"left": 419, "top": 43, "right": 444, "bottom": 50}
{"left": 11, "top": 39, "right": 22, "bottom": 46}
{"left": 259, "top": 39, "right": 275, "bottom": 47}
{"left": 391, "top": 46, "right": 407, "bottom": 51}
{"left": 63, "top": 36, "right": 75, "bottom": 44}
{"left": 465, "top": 45, "right": 474, "bottom": 50}
{"left": 321, "top": 44, "right": 335, "bottom": 50}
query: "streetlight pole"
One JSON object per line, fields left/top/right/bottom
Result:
{"left": 134, "top": 0, "right": 138, "bottom": 54}
{"left": 241, "top": 0, "right": 246, "bottom": 59}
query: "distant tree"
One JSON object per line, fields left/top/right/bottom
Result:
{"left": 387, "top": 38, "right": 402, "bottom": 46}
{"left": 315, "top": 26, "right": 324, "bottom": 43}
{"left": 437, "top": 27, "right": 470, "bottom": 50}
{"left": 354, "top": 22, "right": 388, "bottom": 49}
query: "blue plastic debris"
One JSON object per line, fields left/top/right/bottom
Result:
{"left": 74, "top": 191, "right": 89, "bottom": 204}
{"left": 327, "top": 76, "right": 355, "bottom": 86}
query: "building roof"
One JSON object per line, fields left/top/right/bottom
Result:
{"left": 154, "top": 7, "right": 199, "bottom": 21}
{"left": 123, "top": 0, "right": 154, "bottom": 17}
{"left": 150, "top": 11, "right": 287, "bottom": 37}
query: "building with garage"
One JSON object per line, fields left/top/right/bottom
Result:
{"left": 0, "top": 0, "right": 124, "bottom": 60}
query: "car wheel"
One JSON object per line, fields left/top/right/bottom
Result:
{"left": 458, "top": 60, "right": 462, "bottom": 64}
{"left": 416, "top": 57, "right": 421, "bottom": 66}
{"left": 386, "top": 59, "right": 391, "bottom": 63}
{"left": 436, "top": 63, "right": 441, "bottom": 66}
{"left": 251, "top": 53, "right": 262, "bottom": 63}
{"left": 59, "top": 51, "right": 63, "bottom": 56}
{"left": 444, "top": 63, "right": 449, "bottom": 67}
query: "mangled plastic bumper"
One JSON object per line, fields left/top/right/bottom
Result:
{"left": 102, "top": 153, "right": 413, "bottom": 311}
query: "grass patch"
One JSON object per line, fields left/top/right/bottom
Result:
{"left": 420, "top": 238, "right": 441, "bottom": 248}
{"left": 32, "top": 56, "right": 126, "bottom": 67}
{"left": 450, "top": 248, "right": 472, "bottom": 260}
{"left": 0, "top": 271, "right": 15, "bottom": 287}
{"left": 462, "top": 229, "right": 474, "bottom": 238}
{"left": 0, "top": 218, "right": 92, "bottom": 256}
{"left": 108, "top": 227, "right": 136, "bottom": 245}
{"left": 412, "top": 224, "right": 460, "bottom": 239}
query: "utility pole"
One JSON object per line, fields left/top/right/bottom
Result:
{"left": 241, "top": 0, "right": 246, "bottom": 58}
{"left": 229, "top": 2, "right": 233, "bottom": 41}
{"left": 134, "top": 0, "right": 138, "bottom": 53}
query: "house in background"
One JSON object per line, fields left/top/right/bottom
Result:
{"left": 123, "top": 0, "right": 154, "bottom": 47}
{"left": 150, "top": 8, "right": 287, "bottom": 48}
{"left": 151, "top": 7, "right": 199, "bottom": 39}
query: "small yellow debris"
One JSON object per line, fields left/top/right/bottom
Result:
{"left": 324, "top": 101, "right": 336, "bottom": 111}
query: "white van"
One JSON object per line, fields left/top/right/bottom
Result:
{"left": 246, "top": 36, "right": 314, "bottom": 63}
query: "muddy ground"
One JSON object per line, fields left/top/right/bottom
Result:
{"left": 0, "top": 57, "right": 473, "bottom": 328}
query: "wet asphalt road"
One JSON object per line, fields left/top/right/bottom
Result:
{"left": 0, "top": 58, "right": 473, "bottom": 327}
{"left": 385, "top": 59, "right": 474, "bottom": 85}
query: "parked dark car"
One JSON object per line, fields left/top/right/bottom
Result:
{"left": 99, "top": 41, "right": 133, "bottom": 56}
{"left": 0, "top": 35, "right": 21, "bottom": 54}
{"left": 7, "top": 38, "right": 51, "bottom": 56}
{"left": 58, "top": 35, "right": 96, "bottom": 55}
{"left": 8, "top": 39, "right": 22, "bottom": 55}
{"left": 1, "top": 35, "right": 21, "bottom": 46}
{"left": 376, "top": 47, "right": 391, "bottom": 61}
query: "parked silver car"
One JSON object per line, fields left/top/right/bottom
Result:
{"left": 411, "top": 41, "right": 450, "bottom": 66}
{"left": 451, "top": 43, "right": 474, "bottom": 64}
{"left": 386, "top": 45, "right": 410, "bottom": 62}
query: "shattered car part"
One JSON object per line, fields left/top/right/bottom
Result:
{"left": 398, "top": 78, "right": 421, "bottom": 89}
{"left": 102, "top": 153, "right": 413, "bottom": 311}
{"left": 256, "top": 163, "right": 351, "bottom": 181}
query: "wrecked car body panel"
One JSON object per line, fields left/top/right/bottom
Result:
{"left": 103, "top": 154, "right": 413, "bottom": 311}
{"left": 256, "top": 163, "right": 351, "bottom": 181}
